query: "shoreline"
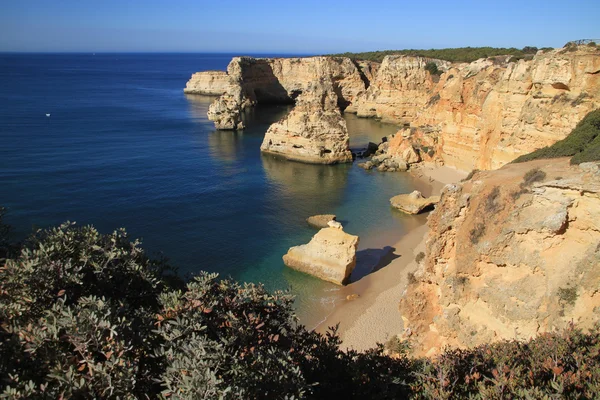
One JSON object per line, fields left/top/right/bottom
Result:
{"left": 312, "top": 163, "right": 466, "bottom": 351}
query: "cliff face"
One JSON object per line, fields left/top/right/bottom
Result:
{"left": 203, "top": 56, "right": 366, "bottom": 163}
{"left": 187, "top": 46, "right": 599, "bottom": 168}
{"left": 183, "top": 71, "right": 231, "bottom": 95}
{"left": 354, "top": 56, "right": 450, "bottom": 122}
{"left": 399, "top": 159, "right": 600, "bottom": 356}
{"left": 360, "top": 47, "right": 600, "bottom": 170}
{"left": 260, "top": 78, "right": 353, "bottom": 164}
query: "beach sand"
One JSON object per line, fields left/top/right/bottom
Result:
{"left": 313, "top": 163, "right": 466, "bottom": 351}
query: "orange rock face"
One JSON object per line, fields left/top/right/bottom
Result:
{"left": 350, "top": 46, "right": 600, "bottom": 171}
{"left": 399, "top": 159, "right": 600, "bottom": 356}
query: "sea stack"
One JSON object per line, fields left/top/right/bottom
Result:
{"left": 260, "top": 78, "right": 353, "bottom": 164}
{"left": 283, "top": 226, "right": 359, "bottom": 285}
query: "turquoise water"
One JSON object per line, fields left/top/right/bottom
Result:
{"left": 0, "top": 53, "right": 421, "bottom": 322}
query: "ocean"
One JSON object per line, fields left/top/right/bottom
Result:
{"left": 0, "top": 53, "right": 422, "bottom": 323}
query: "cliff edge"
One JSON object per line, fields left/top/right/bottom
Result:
{"left": 399, "top": 158, "right": 600, "bottom": 356}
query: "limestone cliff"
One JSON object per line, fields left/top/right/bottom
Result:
{"left": 205, "top": 56, "right": 367, "bottom": 131}
{"left": 354, "top": 56, "right": 450, "bottom": 122}
{"left": 399, "top": 158, "right": 600, "bottom": 356}
{"left": 183, "top": 71, "right": 231, "bottom": 95}
{"left": 197, "top": 56, "right": 367, "bottom": 163}
{"left": 187, "top": 46, "right": 599, "bottom": 169}
{"left": 353, "top": 46, "right": 600, "bottom": 171}
{"left": 260, "top": 78, "right": 353, "bottom": 164}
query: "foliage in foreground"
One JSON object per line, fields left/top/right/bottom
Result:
{"left": 1, "top": 220, "right": 600, "bottom": 398}
{"left": 513, "top": 109, "right": 600, "bottom": 165}
{"left": 328, "top": 46, "right": 546, "bottom": 63}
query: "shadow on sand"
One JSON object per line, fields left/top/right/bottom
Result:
{"left": 350, "top": 246, "right": 401, "bottom": 282}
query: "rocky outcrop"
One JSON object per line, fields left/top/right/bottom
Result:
{"left": 198, "top": 56, "right": 367, "bottom": 163}
{"left": 399, "top": 159, "right": 600, "bottom": 356}
{"left": 354, "top": 56, "right": 450, "bottom": 122}
{"left": 283, "top": 226, "right": 359, "bottom": 285}
{"left": 183, "top": 71, "right": 231, "bottom": 95}
{"left": 206, "top": 87, "right": 247, "bottom": 130}
{"left": 190, "top": 46, "right": 599, "bottom": 169}
{"left": 307, "top": 214, "right": 337, "bottom": 229}
{"left": 260, "top": 79, "right": 353, "bottom": 164}
{"left": 352, "top": 46, "right": 600, "bottom": 171}
{"left": 203, "top": 56, "right": 368, "bottom": 131}
{"left": 390, "top": 191, "right": 440, "bottom": 214}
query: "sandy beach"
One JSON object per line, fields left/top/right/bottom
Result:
{"left": 313, "top": 163, "right": 467, "bottom": 351}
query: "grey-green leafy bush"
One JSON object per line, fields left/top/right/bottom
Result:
{"left": 0, "top": 222, "right": 412, "bottom": 399}
{"left": 3, "top": 218, "right": 600, "bottom": 398}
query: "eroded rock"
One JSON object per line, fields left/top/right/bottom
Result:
{"left": 283, "top": 227, "right": 359, "bottom": 285}
{"left": 399, "top": 159, "right": 600, "bottom": 356}
{"left": 390, "top": 191, "right": 440, "bottom": 214}
{"left": 184, "top": 71, "right": 231, "bottom": 95}
{"left": 306, "top": 214, "right": 337, "bottom": 229}
{"left": 259, "top": 78, "right": 353, "bottom": 164}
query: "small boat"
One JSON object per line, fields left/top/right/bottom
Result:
{"left": 46, "top": 113, "right": 51, "bottom": 117}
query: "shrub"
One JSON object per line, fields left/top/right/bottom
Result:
{"left": 0, "top": 222, "right": 413, "bottom": 398}
{"left": 469, "top": 222, "right": 486, "bottom": 244}
{"left": 512, "top": 109, "right": 600, "bottom": 164}
{"left": 522, "top": 168, "right": 547, "bottom": 187}
{"left": 522, "top": 46, "right": 539, "bottom": 54}
{"left": 327, "top": 46, "right": 533, "bottom": 63}
{"left": 461, "top": 169, "right": 480, "bottom": 182}
{"left": 427, "top": 93, "right": 440, "bottom": 106}
{"left": 415, "top": 252, "right": 425, "bottom": 264}
{"left": 484, "top": 186, "right": 502, "bottom": 213}
{"left": 424, "top": 62, "right": 440, "bottom": 76}
{"left": 3, "top": 220, "right": 600, "bottom": 398}
{"left": 558, "top": 287, "right": 578, "bottom": 306}
{"left": 571, "top": 92, "right": 589, "bottom": 107}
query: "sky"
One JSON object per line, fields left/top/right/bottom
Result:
{"left": 0, "top": 0, "right": 598, "bottom": 53}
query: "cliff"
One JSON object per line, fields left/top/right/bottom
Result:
{"left": 199, "top": 56, "right": 367, "bottom": 163}
{"left": 186, "top": 46, "right": 599, "bottom": 168}
{"left": 260, "top": 78, "right": 353, "bottom": 164}
{"left": 399, "top": 158, "right": 600, "bottom": 356}
{"left": 355, "top": 46, "right": 600, "bottom": 170}
{"left": 183, "top": 71, "right": 231, "bottom": 95}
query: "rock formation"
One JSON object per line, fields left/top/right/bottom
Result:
{"left": 399, "top": 159, "right": 600, "bottom": 356}
{"left": 390, "top": 191, "right": 440, "bottom": 214}
{"left": 187, "top": 45, "right": 599, "bottom": 169}
{"left": 186, "top": 56, "right": 369, "bottom": 163}
{"left": 354, "top": 56, "right": 450, "bottom": 122}
{"left": 351, "top": 46, "right": 600, "bottom": 171}
{"left": 260, "top": 78, "right": 353, "bottom": 164}
{"left": 283, "top": 226, "right": 359, "bottom": 285}
{"left": 307, "top": 214, "right": 337, "bottom": 229}
{"left": 183, "top": 71, "right": 231, "bottom": 95}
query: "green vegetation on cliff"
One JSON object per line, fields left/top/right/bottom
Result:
{"left": 513, "top": 109, "right": 600, "bottom": 164}
{"left": 2, "top": 217, "right": 600, "bottom": 398}
{"left": 329, "top": 46, "right": 545, "bottom": 63}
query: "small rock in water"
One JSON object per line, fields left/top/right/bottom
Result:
{"left": 307, "top": 214, "right": 336, "bottom": 229}
{"left": 283, "top": 227, "right": 359, "bottom": 285}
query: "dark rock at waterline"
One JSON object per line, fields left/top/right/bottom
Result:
{"left": 307, "top": 214, "right": 337, "bottom": 229}
{"left": 358, "top": 161, "right": 374, "bottom": 170}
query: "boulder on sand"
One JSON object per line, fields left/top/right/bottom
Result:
{"left": 390, "top": 190, "right": 440, "bottom": 214}
{"left": 283, "top": 227, "right": 359, "bottom": 285}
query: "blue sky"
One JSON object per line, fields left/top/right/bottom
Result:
{"left": 0, "top": 0, "right": 598, "bottom": 53}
